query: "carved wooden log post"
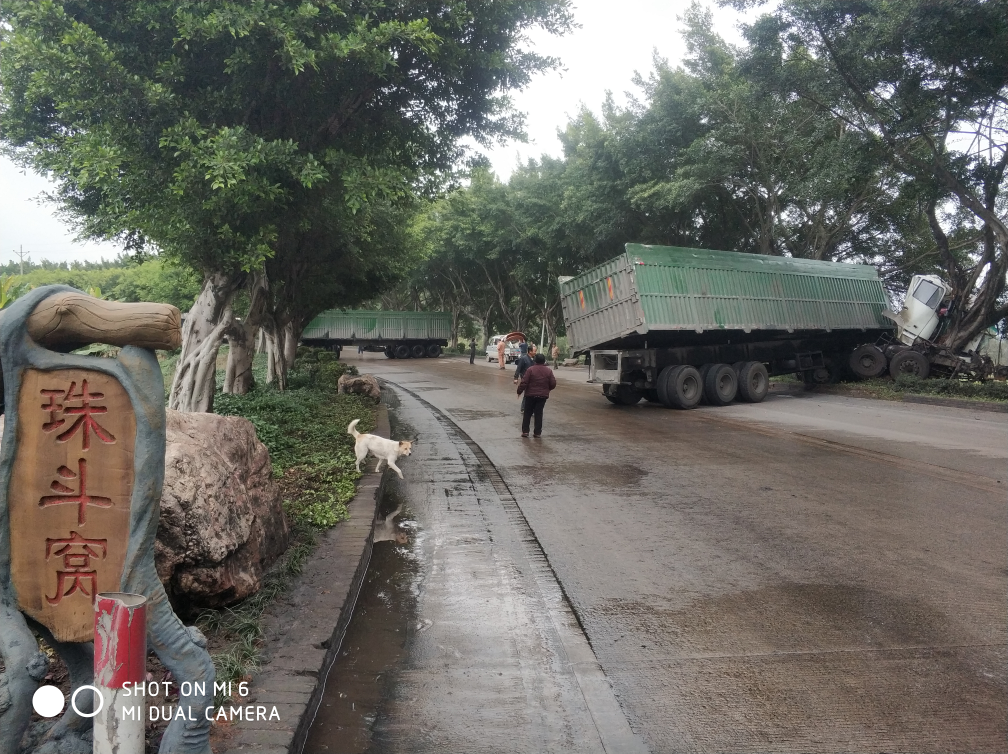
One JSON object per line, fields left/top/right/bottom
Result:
{"left": 0, "top": 286, "right": 215, "bottom": 754}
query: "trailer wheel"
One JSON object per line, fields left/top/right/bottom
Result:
{"left": 394, "top": 344, "right": 411, "bottom": 359}
{"left": 656, "top": 366, "right": 680, "bottom": 407}
{"left": 411, "top": 344, "right": 426, "bottom": 358}
{"left": 605, "top": 394, "right": 619, "bottom": 404}
{"left": 643, "top": 389, "right": 661, "bottom": 403}
{"left": 427, "top": 343, "right": 442, "bottom": 358}
{"left": 849, "top": 344, "right": 887, "bottom": 378}
{"left": 737, "top": 361, "right": 769, "bottom": 403}
{"left": 732, "top": 361, "right": 746, "bottom": 376}
{"left": 668, "top": 366, "right": 703, "bottom": 409}
{"left": 704, "top": 363, "right": 738, "bottom": 405}
{"left": 697, "top": 363, "right": 715, "bottom": 403}
{"left": 889, "top": 349, "right": 930, "bottom": 379}
{"left": 384, "top": 345, "right": 395, "bottom": 358}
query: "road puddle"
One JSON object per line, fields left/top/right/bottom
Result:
{"left": 303, "top": 490, "right": 421, "bottom": 753}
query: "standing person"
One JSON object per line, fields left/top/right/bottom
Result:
{"left": 469, "top": 338, "right": 477, "bottom": 365}
{"left": 513, "top": 343, "right": 533, "bottom": 382}
{"left": 513, "top": 343, "right": 534, "bottom": 413}
{"left": 517, "top": 353, "right": 556, "bottom": 438}
{"left": 497, "top": 337, "right": 506, "bottom": 369}
{"left": 551, "top": 341, "right": 560, "bottom": 368}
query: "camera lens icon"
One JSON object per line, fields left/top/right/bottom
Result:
{"left": 32, "top": 684, "right": 103, "bottom": 718}
{"left": 32, "top": 685, "right": 65, "bottom": 718}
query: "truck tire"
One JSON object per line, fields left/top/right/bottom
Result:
{"left": 889, "top": 349, "right": 930, "bottom": 379}
{"left": 656, "top": 365, "right": 680, "bottom": 407}
{"left": 411, "top": 344, "right": 426, "bottom": 358}
{"left": 697, "top": 363, "right": 715, "bottom": 403}
{"left": 704, "top": 363, "right": 738, "bottom": 405}
{"left": 394, "top": 344, "right": 411, "bottom": 359}
{"left": 643, "top": 389, "right": 661, "bottom": 403}
{"left": 384, "top": 345, "right": 395, "bottom": 358}
{"left": 668, "top": 366, "right": 703, "bottom": 409}
{"left": 427, "top": 343, "right": 442, "bottom": 358}
{"left": 850, "top": 344, "right": 887, "bottom": 378}
{"left": 732, "top": 361, "right": 746, "bottom": 376}
{"left": 737, "top": 361, "right": 769, "bottom": 403}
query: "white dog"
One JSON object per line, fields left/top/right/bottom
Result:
{"left": 348, "top": 419, "right": 413, "bottom": 479}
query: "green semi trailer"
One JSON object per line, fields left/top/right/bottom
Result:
{"left": 559, "top": 244, "right": 987, "bottom": 408}
{"left": 301, "top": 310, "right": 450, "bottom": 359}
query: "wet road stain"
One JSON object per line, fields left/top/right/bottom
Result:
{"left": 597, "top": 584, "right": 961, "bottom": 653}
{"left": 304, "top": 490, "right": 420, "bottom": 753}
{"left": 593, "top": 584, "right": 1007, "bottom": 748}
{"left": 508, "top": 463, "right": 649, "bottom": 488}
{"left": 447, "top": 408, "right": 510, "bottom": 421}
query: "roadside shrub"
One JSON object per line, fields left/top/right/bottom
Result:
{"left": 895, "top": 374, "right": 1008, "bottom": 401}
{"left": 288, "top": 348, "right": 357, "bottom": 390}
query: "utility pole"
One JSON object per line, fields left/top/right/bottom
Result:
{"left": 14, "top": 245, "right": 30, "bottom": 276}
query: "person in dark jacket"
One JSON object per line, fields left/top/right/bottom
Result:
{"left": 512, "top": 342, "right": 533, "bottom": 382}
{"left": 469, "top": 338, "right": 477, "bottom": 364}
{"left": 512, "top": 343, "right": 534, "bottom": 413}
{"left": 517, "top": 353, "right": 557, "bottom": 438}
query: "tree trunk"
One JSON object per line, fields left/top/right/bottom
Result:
{"left": 169, "top": 272, "right": 243, "bottom": 413}
{"left": 223, "top": 273, "right": 269, "bottom": 395}
{"left": 262, "top": 319, "right": 289, "bottom": 391}
{"left": 282, "top": 320, "right": 297, "bottom": 373}
{"left": 224, "top": 326, "right": 257, "bottom": 394}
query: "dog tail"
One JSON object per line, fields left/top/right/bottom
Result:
{"left": 347, "top": 418, "right": 361, "bottom": 438}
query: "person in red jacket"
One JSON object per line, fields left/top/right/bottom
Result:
{"left": 517, "top": 353, "right": 557, "bottom": 438}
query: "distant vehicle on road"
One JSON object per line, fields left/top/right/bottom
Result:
{"left": 301, "top": 310, "right": 450, "bottom": 359}
{"left": 560, "top": 244, "right": 996, "bottom": 408}
{"left": 486, "top": 333, "right": 525, "bottom": 364}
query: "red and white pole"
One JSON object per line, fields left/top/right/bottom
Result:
{"left": 94, "top": 592, "right": 147, "bottom": 754}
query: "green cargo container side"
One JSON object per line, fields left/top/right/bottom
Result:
{"left": 302, "top": 310, "right": 452, "bottom": 342}
{"left": 559, "top": 244, "right": 889, "bottom": 352}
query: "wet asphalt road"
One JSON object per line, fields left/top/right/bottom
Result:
{"left": 308, "top": 353, "right": 1007, "bottom": 753}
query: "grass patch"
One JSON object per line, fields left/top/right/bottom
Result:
{"left": 850, "top": 374, "right": 1008, "bottom": 402}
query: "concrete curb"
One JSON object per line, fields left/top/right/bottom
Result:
{"left": 221, "top": 402, "right": 389, "bottom": 754}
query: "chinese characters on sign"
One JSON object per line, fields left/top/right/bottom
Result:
{"left": 9, "top": 369, "right": 136, "bottom": 642}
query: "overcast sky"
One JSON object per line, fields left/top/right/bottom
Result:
{"left": 0, "top": 1, "right": 755, "bottom": 266}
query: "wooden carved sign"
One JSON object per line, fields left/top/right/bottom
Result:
{"left": 0, "top": 286, "right": 216, "bottom": 754}
{"left": 10, "top": 369, "right": 136, "bottom": 642}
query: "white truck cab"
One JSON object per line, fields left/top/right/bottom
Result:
{"left": 883, "top": 274, "right": 951, "bottom": 346}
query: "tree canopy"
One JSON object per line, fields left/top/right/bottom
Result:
{"left": 1, "top": 0, "right": 574, "bottom": 408}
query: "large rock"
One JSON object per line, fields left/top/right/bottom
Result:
{"left": 156, "top": 409, "right": 289, "bottom": 612}
{"left": 337, "top": 373, "right": 381, "bottom": 402}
